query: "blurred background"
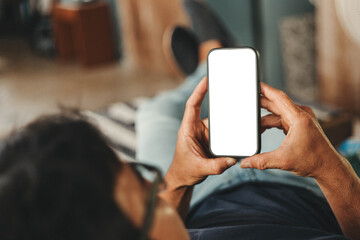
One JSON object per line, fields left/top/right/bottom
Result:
{"left": 1, "top": 0, "right": 360, "bottom": 159}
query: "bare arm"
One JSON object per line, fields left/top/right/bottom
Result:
{"left": 159, "top": 178, "right": 194, "bottom": 220}
{"left": 241, "top": 82, "right": 360, "bottom": 239}
{"left": 315, "top": 153, "right": 360, "bottom": 239}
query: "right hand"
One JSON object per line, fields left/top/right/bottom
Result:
{"left": 166, "top": 77, "right": 237, "bottom": 188}
{"left": 241, "top": 82, "right": 341, "bottom": 178}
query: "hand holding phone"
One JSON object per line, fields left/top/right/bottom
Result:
{"left": 166, "top": 78, "right": 237, "bottom": 188}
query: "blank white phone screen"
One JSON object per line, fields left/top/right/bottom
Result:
{"left": 208, "top": 48, "right": 259, "bottom": 157}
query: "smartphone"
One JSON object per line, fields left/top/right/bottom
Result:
{"left": 207, "top": 48, "right": 260, "bottom": 157}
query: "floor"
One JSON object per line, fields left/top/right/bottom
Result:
{"left": 1, "top": 36, "right": 359, "bottom": 142}
{"left": 0, "top": 36, "right": 182, "bottom": 138}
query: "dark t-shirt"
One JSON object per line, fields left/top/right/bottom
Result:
{"left": 186, "top": 182, "right": 346, "bottom": 239}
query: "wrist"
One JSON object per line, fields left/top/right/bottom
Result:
{"left": 164, "top": 159, "right": 194, "bottom": 189}
{"left": 160, "top": 172, "right": 194, "bottom": 220}
{"left": 312, "top": 140, "right": 343, "bottom": 180}
{"left": 313, "top": 151, "right": 341, "bottom": 181}
{"left": 163, "top": 170, "right": 192, "bottom": 192}
{"left": 313, "top": 150, "right": 355, "bottom": 187}
{"left": 160, "top": 170, "right": 194, "bottom": 205}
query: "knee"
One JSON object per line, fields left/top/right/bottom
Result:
{"left": 136, "top": 95, "right": 185, "bottom": 123}
{"left": 137, "top": 100, "right": 155, "bottom": 118}
{"left": 137, "top": 98, "right": 165, "bottom": 121}
{"left": 136, "top": 100, "right": 155, "bottom": 128}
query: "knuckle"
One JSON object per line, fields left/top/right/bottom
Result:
{"left": 257, "top": 159, "right": 267, "bottom": 170}
{"left": 299, "top": 112, "right": 313, "bottom": 126}
{"left": 302, "top": 106, "right": 311, "bottom": 112}
{"left": 301, "top": 105, "right": 315, "bottom": 116}
{"left": 275, "top": 90, "right": 288, "bottom": 102}
{"left": 279, "top": 90, "right": 287, "bottom": 96}
{"left": 282, "top": 159, "right": 292, "bottom": 170}
{"left": 309, "top": 107, "right": 315, "bottom": 114}
{"left": 279, "top": 90, "right": 287, "bottom": 98}
{"left": 185, "top": 99, "right": 193, "bottom": 108}
{"left": 306, "top": 107, "right": 315, "bottom": 117}
{"left": 212, "top": 165, "right": 224, "bottom": 175}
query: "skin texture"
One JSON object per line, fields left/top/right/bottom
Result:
{"left": 114, "top": 164, "right": 189, "bottom": 240}
{"left": 115, "top": 78, "right": 360, "bottom": 239}
{"left": 160, "top": 77, "right": 236, "bottom": 220}
{"left": 241, "top": 82, "right": 360, "bottom": 239}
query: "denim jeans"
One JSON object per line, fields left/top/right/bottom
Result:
{"left": 136, "top": 63, "right": 324, "bottom": 208}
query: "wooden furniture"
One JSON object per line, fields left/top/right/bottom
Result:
{"left": 320, "top": 114, "right": 353, "bottom": 147}
{"left": 53, "top": 2, "right": 116, "bottom": 67}
{"left": 117, "top": 0, "right": 189, "bottom": 76}
{"left": 315, "top": 0, "right": 360, "bottom": 115}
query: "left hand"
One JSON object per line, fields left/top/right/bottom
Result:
{"left": 240, "top": 82, "right": 340, "bottom": 178}
{"left": 165, "top": 77, "right": 237, "bottom": 187}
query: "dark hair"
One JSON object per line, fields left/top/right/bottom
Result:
{"left": 0, "top": 114, "right": 141, "bottom": 240}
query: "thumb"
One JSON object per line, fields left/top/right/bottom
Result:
{"left": 240, "top": 151, "right": 278, "bottom": 170}
{"left": 203, "top": 157, "right": 237, "bottom": 175}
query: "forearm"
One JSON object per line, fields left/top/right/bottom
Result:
{"left": 315, "top": 154, "right": 360, "bottom": 239}
{"left": 159, "top": 173, "right": 194, "bottom": 221}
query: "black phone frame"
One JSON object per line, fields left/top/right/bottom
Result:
{"left": 207, "top": 47, "right": 261, "bottom": 159}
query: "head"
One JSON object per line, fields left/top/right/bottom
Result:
{"left": 0, "top": 114, "right": 187, "bottom": 240}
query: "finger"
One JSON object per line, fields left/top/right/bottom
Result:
{"left": 260, "top": 96, "right": 281, "bottom": 116}
{"left": 260, "top": 114, "right": 283, "bottom": 133}
{"left": 260, "top": 83, "right": 300, "bottom": 122}
{"left": 261, "top": 113, "right": 289, "bottom": 133}
{"left": 260, "top": 94, "right": 293, "bottom": 132}
{"left": 261, "top": 114, "right": 281, "bottom": 128}
{"left": 183, "top": 77, "right": 208, "bottom": 123}
{"left": 299, "top": 105, "right": 316, "bottom": 118}
{"left": 202, "top": 157, "right": 237, "bottom": 175}
{"left": 202, "top": 118, "right": 209, "bottom": 129}
{"left": 240, "top": 151, "right": 279, "bottom": 170}
{"left": 202, "top": 118, "right": 210, "bottom": 142}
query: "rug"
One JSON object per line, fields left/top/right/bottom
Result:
{"left": 83, "top": 97, "right": 149, "bottom": 162}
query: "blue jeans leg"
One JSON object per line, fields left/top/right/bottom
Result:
{"left": 136, "top": 63, "right": 208, "bottom": 172}
{"left": 136, "top": 63, "right": 324, "bottom": 209}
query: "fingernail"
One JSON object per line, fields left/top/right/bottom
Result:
{"left": 241, "top": 160, "right": 251, "bottom": 168}
{"left": 226, "top": 158, "right": 236, "bottom": 167}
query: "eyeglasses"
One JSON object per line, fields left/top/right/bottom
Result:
{"left": 127, "top": 162, "right": 164, "bottom": 240}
